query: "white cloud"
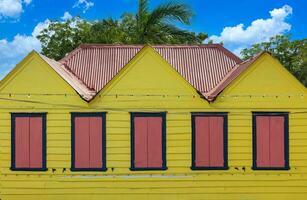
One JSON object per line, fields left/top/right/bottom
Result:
{"left": 0, "top": 0, "right": 32, "bottom": 19}
{"left": 0, "top": 0, "right": 22, "bottom": 18}
{"left": 73, "top": 0, "right": 94, "bottom": 13}
{"left": 61, "top": 11, "right": 72, "bottom": 21}
{"left": 0, "top": 35, "right": 40, "bottom": 58}
{"left": 32, "top": 19, "right": 50, "bottom": 36}
{"left": 23, "top": 0, "right": 31, "bottom": 5}
{"left": 0, "top": 20, "right": 45, "bottom": 78}
{"left": 270, "top": 5, "right": 292, "bottom": 19}
{"left": 209, "top": 5, "right": 293, "bottom": 56}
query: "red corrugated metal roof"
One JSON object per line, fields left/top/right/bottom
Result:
{"left": 59, "top": 44, "right": 242, "bottom": 101}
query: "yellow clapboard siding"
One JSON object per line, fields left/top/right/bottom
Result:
{"left": 3, "top": 180, "right": 307, "bottom": 190}
{"left": 0, "top": 47, "right": 307, "bottom": 200}
{"left": 3, "top": 186, "right": 307, "bottom": 195}
{"left": 2, "top": 194, "right": 307, "bottom": 200}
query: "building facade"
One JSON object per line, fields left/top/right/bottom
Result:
{"left": 0, "top": 45, "right": 306, "bottom": 199}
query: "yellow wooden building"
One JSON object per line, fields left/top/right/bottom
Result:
{"left": 0, "top": 44, "right": 306, "bottom": 199}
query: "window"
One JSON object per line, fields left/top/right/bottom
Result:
{"left": 252, "top": 112, "right": 289, "bottom": 170}
{"left": 191, "top": 113, "right": 228, "bottom": 170}
{"left": 11, "top": 113, "right": 47, "bottom": 171}
{"left": 130, "top": 113, "right": 166, "bottom": 170}
{"left": 71, "top": 113, "right": 106, "bottom": 171}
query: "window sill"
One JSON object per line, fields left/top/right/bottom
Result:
{"left": 191, "top": 166, "right": 229, "bottom": 170}
{"left": 252, "top": 166, "right": 290, "bottom": 170}
{"left": 70, "top": 167, "right": 108, "bottom": 172}
{"left": 10, "top": 167, "right": 48, "bottom": 171}
{"left": 130, "top": 166, "right": 168, "bottom": 171}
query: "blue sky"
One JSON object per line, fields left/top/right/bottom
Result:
{"left": 0, "top": 0, "right": 306, "bottom": 78}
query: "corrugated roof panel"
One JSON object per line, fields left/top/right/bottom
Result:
{"left": 59, "top": 44, "right": 242, "bottom": 100}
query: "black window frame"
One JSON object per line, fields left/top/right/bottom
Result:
{"left": 71, "top": 112, "right": 107, "bottom": 172}
{"left": 130, "top": 112, "right": 167, "bottom": 171}
{"left": 191, "top": 112, "right": 229, "bottom": 170}
{"left": 252, "top": 112, "right": 290, "bottom": 170}
{"left": 11, "top": 113, "right": 47, "bottom": 171}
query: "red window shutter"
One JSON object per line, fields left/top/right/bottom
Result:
{"left": 147, "top": 117, "right": 163, "bottom": 168}
{"left": 15, "top": 117, "right": 30, "bottom": 168}
{"left": 195, "top": 117, "right": 210, "bottom": 167}
{"left": 133, "top": 116, "right": 163, "bottom": 168}
{"left": 29, "top": 117, "right": 43, "bottom": 168}
{"left": 209, "top": 117, "right": 224, "bottom": 167}
{"left": 89, "top": 117, "right": 103, "bottom": 168}
{"left": 74, "top": 117, "right": 90, "bottom": 168}
{"left": 255, "top": 115, "right": 285, "bottom": 168}
{"left": 194, "top": 116, "right": 225, "bottom": 168}
{"left": 256, "top": 116, "right": 270, "bottom": 167}
{"left": 14, "top": 116, "right": 43, "bottom": 169}
{"left": 134, "top": 117, "right": 148, "bottom": 168}
{"left": 74, "top": 116, "right": 104, "bottom": 169}
{"left": 270, "top": 116, "right": 285, "bottom": 167}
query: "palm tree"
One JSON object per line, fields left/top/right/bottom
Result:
{"left": 37, "top": 0, "right": 207, "bottom": 60}
{"left": 131, "top": 0, "right": 206, "bottom": 44}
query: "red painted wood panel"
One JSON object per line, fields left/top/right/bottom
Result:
{"left": 209, "top": 117, "right": 224, "bottom": 167}
{"left": 74, "top": 117, "right": 90, "bottom": 168}
{"left": 89, "top": 117, "right": 103, "bottom": 168}
{"left": 29, "top": 117, "right": 43, "bottom": 168}
{"left": 269, "top": 116, "right": 285, "bottom": 167}
{"left": 15, "top": 117, "right": 30, "bottom": 168}
{"left": 195, "top": 117, "right": 210, "bottom": 167}
{"left": 256, "top": 116, "right": 270, "bottom": 167}
{"left": 147, "top": 117, "right": 163, "bottom": 168}
{"left": 134, "top": 117, "right": 148, "bottom": 168}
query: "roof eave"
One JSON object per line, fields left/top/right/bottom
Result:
{"left": 38, "top": 53, "right": 96, "bottom": 101}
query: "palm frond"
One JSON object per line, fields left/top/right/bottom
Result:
{"left": 147, "top": 2, "right": 193, "bottom": 27}
{"left": 137, "top": 0, "right": 149, "bottom": 27}
{"left": 137, "top": 0, "right": 150, "bottom": 43}
{"left": 158, "top": 24, "right": 202, "bottom": 44}
{"left": 138, "top": 0, "right": 149, "bottom": 18}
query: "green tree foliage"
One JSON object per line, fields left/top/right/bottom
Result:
{"left": 37, "top": 0, "right": 207, "bottom": 60}
{"left": 241, "top": 35, "right": 307, "bottom": 86}
{"left": 37, "top": 18, "right": 91, "bottom": 60}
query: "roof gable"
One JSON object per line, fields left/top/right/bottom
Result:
{"left": 217, "top": 52, "right": 307, "bottom": 98}
{"left": 90, "top": 45, "right": 206, "bottom": 106}
{"left": 0, "top": 52, "right": 92, "bottom": 101}
{"left": 96, "top": 46, "right": 202, "bottom": 95}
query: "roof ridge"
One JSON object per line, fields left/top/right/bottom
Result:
{"left": 74, "top": 43, "right": 242, "bottom": 64}
{"left": 61, "top": 43, "right": 242, "bottom": 66}
{"left": 59, "top": 45, "right": 83, "bottom": 64}
{"left": 77, "top": 43, "right": 225, "bottom": 48}
{"left": 213, "top": 44, "right": 242, "bottom": 64}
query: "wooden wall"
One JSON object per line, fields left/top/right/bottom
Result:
{"left": 0, "top": 49, "right": 306, "bottom": 199}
